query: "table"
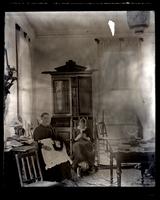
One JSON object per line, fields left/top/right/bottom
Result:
{"left": 109, "top": 141, "right": 155, "bottom": 187}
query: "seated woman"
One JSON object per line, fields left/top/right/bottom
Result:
{"left": 72, "top": 118, "right": 96, "bottom": 177}
{"left": 33, "top": 112, "right": 72, "bottom": 182}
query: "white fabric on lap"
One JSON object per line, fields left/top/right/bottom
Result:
{"left": 40, "top": 138, "right": 72, "bottom": 170}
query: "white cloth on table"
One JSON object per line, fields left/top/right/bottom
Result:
{"left": 40, "top": 138, "right": 72, "bottom": 170}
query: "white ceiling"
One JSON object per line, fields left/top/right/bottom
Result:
{"left": 12, "top": 11, "right": 155, "bottom": 37}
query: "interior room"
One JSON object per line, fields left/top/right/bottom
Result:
{"left": 3, "top": 11, "right": 155, "bottom": 187}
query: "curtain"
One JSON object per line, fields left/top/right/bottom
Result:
{"left": 97, "top": 38, "right": 140, "bottom": 91}
{"left": 16, "top": 24, "right": 32, "bottom": 133}
{"left": 95, "top": 37, "right": 155, "bottom": 139}
{"left": 95, "top": 38, "right": 140, "bottom": 121}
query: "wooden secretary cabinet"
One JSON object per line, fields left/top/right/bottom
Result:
{"left": 42, "top": 60, "right": 94, "bottom": 155}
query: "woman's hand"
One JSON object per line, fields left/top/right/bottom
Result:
{"left": 74, "top": 133, "right": 83, "bottom": 141}
{"left": 86, "top": 137, "right": 90, "bottom": 141}
{"left": 82, "top": 135, "right": 90, "bottom": 141}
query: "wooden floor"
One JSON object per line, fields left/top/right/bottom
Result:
{"left": 62, "top": 147, "right": 155, "bottom": 187}
{"left": 61, "top": 141, "right": 155, "bottom": 187}
{"left": 62, "top": 168, "right": 155, "bottom": 187}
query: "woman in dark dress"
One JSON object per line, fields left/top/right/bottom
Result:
{"left": 33, "top": 112, "right": 72, "bottom": 182}
{"left": 72, "top": 118, "right": 95, "bottom": 176}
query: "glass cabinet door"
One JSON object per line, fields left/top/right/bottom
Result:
{"left": 52, "top": 79, "right": 71, "bottom": 114}
{"left": 78, "top": 77, "right": 92, "bottom": 115}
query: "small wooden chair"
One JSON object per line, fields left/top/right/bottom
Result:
{"left": 15, "top": 148, "right": 61, "bottom": 187}
{"left": 95, "top": 121, "right": 111, "bottom": 166}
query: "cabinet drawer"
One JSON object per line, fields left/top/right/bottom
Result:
{"left": 55, "top": 128, "right": 71, "bottom": 142}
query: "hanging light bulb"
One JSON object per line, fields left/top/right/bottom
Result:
{"left": 108, "top": 20, "right": 115, "bottom": 36}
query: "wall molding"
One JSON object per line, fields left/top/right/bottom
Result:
{"left": 34, "top": 32, "right": 155, "bottom": 39}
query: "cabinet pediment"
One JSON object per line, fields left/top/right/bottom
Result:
{"left": 55, "top": 60, "right": 86, "bottom": 72}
